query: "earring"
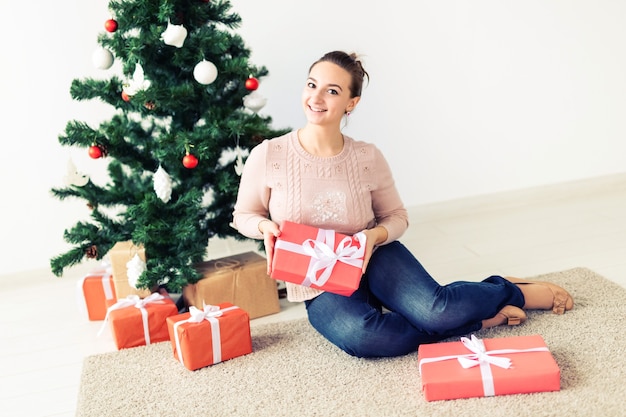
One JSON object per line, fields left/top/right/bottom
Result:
{"left": 345, "top": 111, "right": 351, "bottom": 116}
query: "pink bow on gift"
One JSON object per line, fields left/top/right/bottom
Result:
{"left": 301, "top": 231, "right": 366, "bottom": 286}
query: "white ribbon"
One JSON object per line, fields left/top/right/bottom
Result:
{"left": 101, "top": 274, "right": 114, "bottom": 300}
{"left": 275, "top": 228, "right": 366, "bottom": 288}
{"left": 418, "top": 334, "right": 550, "bottom": 397}
{"left": 173, "top": 304, "right": 240, "bottom": 368}
{"left": 97, "top": 293, "right": 166, "bottom": 346}
{"left": 76, "top": 262, "right": 114, "bottom": 318}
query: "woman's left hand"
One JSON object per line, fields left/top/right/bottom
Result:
{"left": 358, "top": 226, "right": 388, "bottom": 273}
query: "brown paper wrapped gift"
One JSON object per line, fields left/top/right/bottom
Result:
{"left": 183, "top": 252, "right": 280, "bottom": 319}
{"left": 108, "top": 241, "right": 152, "bottom": 299}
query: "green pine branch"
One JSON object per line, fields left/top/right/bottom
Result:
{"left": 51, "top": 0, "right": 290, "bottom": 291}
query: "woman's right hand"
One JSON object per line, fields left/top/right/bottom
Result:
{"left": 258, "top": 219, "right": 281, "bottom": 275}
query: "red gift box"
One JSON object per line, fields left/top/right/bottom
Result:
{"left": 166, "top": 302, "right": 252, "bottom": 371}
{"left": 271, "top": 221, "right": 366, "bottom": 297}
{"left": 417, "top": 334, "right": 560, "bottom": 401}
{"left": 77, "top": 264, "right": 117, "bottom": 321}
{"left": 99, "top": 293, "right": 179, "bottom": 350}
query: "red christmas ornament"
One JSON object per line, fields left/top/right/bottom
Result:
{"left": 182, "top": 153, "right": 199, "bottom": 169}
{"left": 121, "top": 91, "right": 131, "bottom": 102}
{"left": 88, "top": 145, "right": 103, "bottom": 159}
{"left": 245, "top": 77, "right": 259, "bottom": 91}
{"left": 104, "top": 19, "right": 118, "bottom": 33}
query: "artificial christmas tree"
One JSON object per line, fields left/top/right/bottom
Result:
{"left": 51, "top": 0, "right": 287, "bottom": 292}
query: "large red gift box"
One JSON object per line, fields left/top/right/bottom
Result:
{"left": 77, "top": 264, "right": 117, "bottom": 321}
{"left": 166, "top": 302, "right": 252, "bottom": 371}
{"left": 100, "top": 293, "right": 179, "bottom": 350}
{"left": 417, "top": 334, "right": 560, "bottom": 401}
{"left": 271, "top": 221, "right": 366, "bottom": 297}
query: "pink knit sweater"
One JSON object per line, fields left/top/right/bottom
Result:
{"left": 232, "top": 131, "right": 409, "bottom": 302}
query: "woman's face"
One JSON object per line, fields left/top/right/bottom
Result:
{"left": 301, "top": 61, "right": 360, "bottom": 127}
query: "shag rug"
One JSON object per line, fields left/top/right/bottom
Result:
{"left": 76, "top": 267, "right": 626, "bottom": 417}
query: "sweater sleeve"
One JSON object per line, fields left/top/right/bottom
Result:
{"left": 371, "top": 146, "right": 409, "bottom": 244}
{"left": 231, "top": 140, "right": 270, "bottom": 240}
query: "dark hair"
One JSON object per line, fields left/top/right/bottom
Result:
{"left": 309, "top": 51, "right": 369, "bottom": 98}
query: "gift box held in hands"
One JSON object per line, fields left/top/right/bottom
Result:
{"left": 99, "top": 293, "right": 178, "bottom": 350}
{"left": 417, "top": 334, "right": 560, "bottom": 401}
{"left": 271, "top": 221, "right": 366, "bottom": 297}
{"left": 77, "top": 263, "right": 116, "bottom": 321}
{"left": 166, "top": 302, "right": 252, "bottom": 371}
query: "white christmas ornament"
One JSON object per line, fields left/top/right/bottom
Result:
{"left": 234, "top": 146, "right": 245, "bottom": 176}
{"left": 243, "top": 91, "right": 267, "bottom": 113}
{"left": 126, "top": 253, "right": 146, "bottom": 289}
{"left": 161, "top": 21, "right": 187, "bottom": 48}
{"left": 63, "top": 158, "right": 90, "bottom": 187}
{"left": 193, "top": 60, "right": 218, "bottom": 85}
{"left": 92, "top": 47, "right": 114, "bottom": 70}
{"left": 153, "top": 165, "right": 173, "bottom": 203}
{"left": 123, "top": 63, "right": 151, "bottom": 96}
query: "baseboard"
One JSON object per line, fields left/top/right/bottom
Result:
{"left": 408, "top": 172, "right": 626, "bottom": 221}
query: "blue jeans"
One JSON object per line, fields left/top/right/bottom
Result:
{"left": 304, "top": 241, "right": 525, "bottom": 358}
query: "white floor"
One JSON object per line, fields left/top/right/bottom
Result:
{"left": 1, "top": 173, "right": 625, "bottom": 417}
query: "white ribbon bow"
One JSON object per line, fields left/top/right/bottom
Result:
{"left": 301, "top": 230, "right": 366, "bottom": 287}
{"left": 97, "top": 292, "right": 165, "bottom": 343}
{"left": 187, "top": 305, "right": 226, "bottom": 322}
{"left": 457, "top": 335, "right": 513, "bottom": 369}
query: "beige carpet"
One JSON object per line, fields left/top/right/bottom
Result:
{"left": 76, "top": 268, "right": 626, "bottom": 417}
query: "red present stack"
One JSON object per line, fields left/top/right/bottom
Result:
{"left": 166, "top": 302, "right": 252, "bottom": 371}
{"left": 417, "top": 334, "right": 560, "bottom": 401}
{"left": 77, "top": 263, "right": 117, "bottom": 321}
{"left": 271, "top": 221, "right": 366, "bottom": 297}
{"left": 99, "top": 293, "right": 178, "bottom": 350}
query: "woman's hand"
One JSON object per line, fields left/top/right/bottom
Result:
{"left": 258, "top": 219, "right": 281, "bottom": 275}
{"left": 359, "top": 226, "right": 388, "bottom": 273}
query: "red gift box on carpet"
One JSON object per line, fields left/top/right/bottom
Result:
{"left": 271, "top": 221, "right": 366, "bottom": 297}
{"left": 166, "top": 302, "right": 252, "bottom": 371}
{"left": 77, "top": 263, "right": 117, "bottom": 321}
{"left": 417, "top": 334, "right": 560, "bottom": 401}
{"left": 99, "top": 293, "right": 178, "bottom": 350}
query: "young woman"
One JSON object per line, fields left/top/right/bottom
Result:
{"left": 232, "top": 50, "right": 573, "bottom": 358}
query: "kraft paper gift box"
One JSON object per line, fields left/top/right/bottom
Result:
{"left": 77, "top": 263, "right": 117, "bottom": 321}
{"left": 270, "top": 221, "right": 366, "bottom": 297}
{"left": 108, "top": 241, "right": 152, "bottom": 299}
{"left": 183, "top": 252, "right": 280, "bottom": 319}
{"left": 100, "top": 293, "right": 178, "bottom": 350}
{"left": 166, "top": 302, "right": 252, "bottom": 371}
{"left": 417, "top": 334, "right": 560, "bottom": 401}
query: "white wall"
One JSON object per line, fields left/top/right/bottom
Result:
{"left": 2, "top": 0, "right": 625, "bottom": 276}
